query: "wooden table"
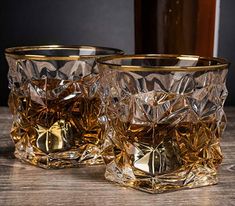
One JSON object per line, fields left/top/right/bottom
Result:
{"left": 0, "top": 107, "right": 235, "bottom": 206}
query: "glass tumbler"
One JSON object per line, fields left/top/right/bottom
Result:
{"left": 97, "top": 54, "right": 229, "bottom": 193}
{"left": 5, "top": 45, "right": 123, "bottom": 168}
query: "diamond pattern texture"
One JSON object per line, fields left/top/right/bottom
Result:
{"left": 99, "top": 63, "right": 228, "bottom": 193}
{"left": 7, "top": 57, "right": 104, "bottom": 168}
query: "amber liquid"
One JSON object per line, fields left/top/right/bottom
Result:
{"left": 109, "top": 120, "right": 223, "bottom": 175}
{"left": 9, "top": 78, "right": 102, "bottom": 167}
{"left": 103, "top": 117, "right": 224, "bottom": 192}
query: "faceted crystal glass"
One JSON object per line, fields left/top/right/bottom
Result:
{"left": 97, "top": 54, "right": 229, "bottom": 193}
{"left": 5, "top": 45, "right": 123, "bottom": 168}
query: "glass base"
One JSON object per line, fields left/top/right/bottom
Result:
{"left": 14, "top": 142, "right": 103, "bottom": 169}
{"left": 104, "top": 163, "right": 218, "bottom": 193}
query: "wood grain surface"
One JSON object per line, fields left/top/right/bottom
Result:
{"left": 0, "top": 107, "right": 235, "bottom": 206}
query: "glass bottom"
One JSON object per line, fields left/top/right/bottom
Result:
{"left": 104, "top": 163, "right": 218, "bottom": 193}
{"left": 101, "top": 118, "right": 223, "bottom": 193}
{"left": 14, "top": 142, "right": 103, "bottom": 169}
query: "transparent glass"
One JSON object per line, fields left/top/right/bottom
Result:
{"left": 97, "top": 54, "right": 229, "bottom": 193}
{"left": 5, "top": 45, "right": 123, "bottom": 168}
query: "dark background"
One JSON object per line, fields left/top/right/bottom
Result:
{"left": 218, "top": 0, "right": 235, "bottom": 106}
{"left": 0, "top": 0, "right": 134, "bottom": 106}
{"left": 0, "top": 0, "right": 234, "bottom": 106}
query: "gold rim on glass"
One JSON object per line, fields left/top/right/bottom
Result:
{"left": 97, "top": 54, "right": 229, "bottom": 72}
{"left": 5, "top": 45, "right": 124, "bottom": 60}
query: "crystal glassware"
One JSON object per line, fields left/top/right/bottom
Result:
{"left": 97, "top": 54, "right": 229, "bottom": 193}
{"left": 5, "top": 45, "right": 123, "bottom": 168}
